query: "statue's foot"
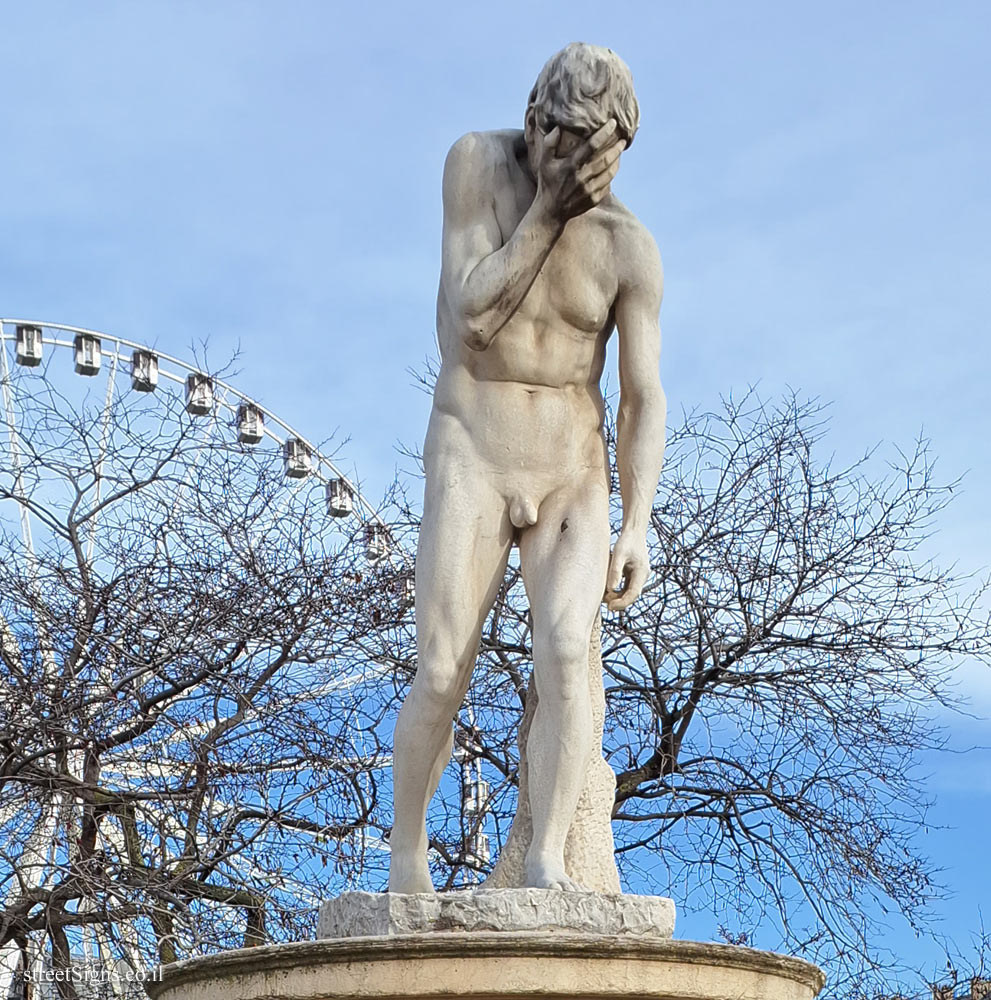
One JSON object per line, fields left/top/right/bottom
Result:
{"left": 388, "top": 850, "right": 434, "bottom": 894}
{"left": 523, "top": 853, "right": 586, "bottom": 892}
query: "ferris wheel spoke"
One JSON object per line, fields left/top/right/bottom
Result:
{"left": 83, "top": 348, "right": 120, "bottom": 565}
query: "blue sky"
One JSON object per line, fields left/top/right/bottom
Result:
{"left": 2, "top": 0, "right": 989, "bottom": 986}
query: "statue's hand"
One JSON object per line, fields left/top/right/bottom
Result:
{"left": 603, "top": 530, "right": 650, "bottom": 612}
{"left": 535, "top": 118, "right": 626, "bottom": 224}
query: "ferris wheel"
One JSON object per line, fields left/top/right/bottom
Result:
{"left": 0, "top": 318, "right": 407, "bottom": 572}
{"left": 0, "top": 318, "right": 417, "bottom": 997}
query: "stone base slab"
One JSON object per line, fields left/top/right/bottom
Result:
{"left": 148, "top": 933, "right": 826, "bottom": 1000}
{"left": 317, "top": 889, "right": 676, "bottom": 939}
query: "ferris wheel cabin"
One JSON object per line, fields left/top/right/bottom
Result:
{"left": 15, "top": 324, "right": 43, "bottom": 366}
{"left": 237, "top": 402, "right": 265, "bottom": 444}
{"left": 283, "top": 437, "right": 312, "bottom": 478}
{"left": 131, "top": 350, "right": 159, "bottom": 392}
{"left": 364, "top": 524, "right": 390, "bottom": 561}
{"left": 73, "top": 334, "right": 102, "bottom": 376}
{"left": 326, "top": 478, "right": 354, "bottom": 517}
{"left": 185, "top": 373, "right": 214, "bottom": 415}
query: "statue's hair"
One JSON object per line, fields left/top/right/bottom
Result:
{"left": 527, "top": 42, "right": 640, "bottom": 148}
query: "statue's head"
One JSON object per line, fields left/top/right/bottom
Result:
{"left": 524, "top": 43, "right": 640, "bottom": 161}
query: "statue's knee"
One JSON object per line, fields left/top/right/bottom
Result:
{"left": 412, "top": 648, "right": 467, "bottom": 709}
{"left": 548, "top": 620, "right": 589, "bottom": 665}
{"left": 539, "top": 621, "right": 590, "bottom": 699}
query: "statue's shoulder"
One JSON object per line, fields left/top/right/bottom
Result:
{"left": 602, "top": 197, "right": 663, "bottom": 287}
{"left": 600, "top": 196, "right": 651, "bottom": 242}
{"left": 444, "top": 130, "right": 520, "bottom": 183}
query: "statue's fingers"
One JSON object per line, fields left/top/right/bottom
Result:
{"left": 585, "top": 164, "right": 621, "bottom": 204}
{"left": 604, "top": 556, "right": 624, "bottom": 600}
{"left": 580, "top": 118, "right": 618, "bottom": 158}
{"left": 578, "top": 140, "right": 625, "bottom": 182}
{"left": 584, "top": 152, "right": 623, "bottom": 192}
{"left": 626, "top": 562, "right": 648, "bottom": 602}
{"left": 606, "top": 585, "right": 635, "bottom": 612}
{"left": 539, "top": 125, "right": 561, "bottom": 159}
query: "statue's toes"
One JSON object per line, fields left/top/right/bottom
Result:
{"left": 525, "top": 862, "right": 587, "bottom": 892}
{"left": 549, "top": 874, "right": 585, "bottom": 892}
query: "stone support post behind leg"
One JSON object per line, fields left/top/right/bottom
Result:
{"left": 483, "top": 614, "right": 621, "bottom": 892}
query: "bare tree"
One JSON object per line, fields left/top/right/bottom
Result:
{"left": 602, "top": 391, "right": 989, "bottom": 989}
{"left": 402, "top": 389, "right": 991, "bottom": 996}
{"left": 0, "top": 360, "right": 409, "bottom": 997}
{"left": 3, "top": 353, "right": 988, "bottom": 1000}
{"left": 863, "top": 920, "right": 991, "bottom": 999}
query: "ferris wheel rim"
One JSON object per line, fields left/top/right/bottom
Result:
{"left": 0, "top": 318, "right": 406, "bottom": 550}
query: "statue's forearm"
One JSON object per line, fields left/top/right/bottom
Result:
{"left": 458, "top": 201, "right": 563, "bottom": 351}
{"left": 616, "top": 389, "right": 666, "bottom": 536}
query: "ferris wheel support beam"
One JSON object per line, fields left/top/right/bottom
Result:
{"left": 0, "top": 324, "right": 38, "bottom": 560}
{"left": 163, "top": 382, "right": 226, "bottom": 527}
{"left": 120, "top": 382, "right": 227, "bottom": 664}
{"left": 77, "top": 350, "right": 119, "bottom": 695}
{"left": 0, "top": 323, "right": 57, "bottom": 674}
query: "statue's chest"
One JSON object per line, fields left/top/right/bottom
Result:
{"left": 529, "top": 220, "right": 617, "bottom": 334}
{"left": 492, "top": 177, "right": 618, "bottom": 335}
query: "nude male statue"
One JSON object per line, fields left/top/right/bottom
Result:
{"left": 389, "top": 42, "right": 667, "bottom": 893}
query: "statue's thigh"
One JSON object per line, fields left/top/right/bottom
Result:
{"left": 415, "top": 462, "right": 513, "bottom": 657}
{"left": 519, "top": 479, "right": 611, "bottom": 630}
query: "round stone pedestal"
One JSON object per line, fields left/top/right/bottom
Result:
{"left": 148, "top": 933, "right": 824, "bottom": 1000}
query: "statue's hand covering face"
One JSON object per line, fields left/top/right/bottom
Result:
{"left": 527, "top": 42, "right": 640, "bottom": 151}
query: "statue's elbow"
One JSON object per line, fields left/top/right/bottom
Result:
{"left": 460, "top": 307, "right": 494, "bottom": 350}
{"left": 619, "top": 382, "right": 666, "bottom": 426}
{"left": 463, "top": 327, "right": 489, "bottom": 352}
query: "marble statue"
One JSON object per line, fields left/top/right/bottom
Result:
{"left": 389, "top": 42, "right": 667, "bottom": 894}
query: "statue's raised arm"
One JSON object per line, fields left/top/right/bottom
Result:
{"left": 440, "top": 91, "right": 628, "bottom": 352}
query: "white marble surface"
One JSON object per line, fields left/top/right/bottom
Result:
{"left": 318, "top": 888, "right": 675, "bottom": 940}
